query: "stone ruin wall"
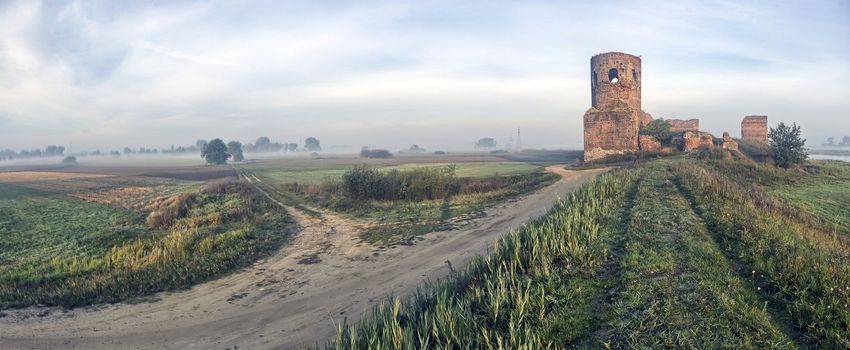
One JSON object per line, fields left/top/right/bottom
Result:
{"left": 582, "top": 53, "right": 764, "bottom": 161}
{"left": 584, "top": 105, "right": 641, "bottom": 160}
{"left": 741, "top": 115, "right": 768, "bottom": 146}
{"left": 722, "top": 132, "right": 739, "bottom": 151}
{"left": 669, "top": 119, "right": 699, "bottom": 133}
{"left": 639, "top": 135, "right": 662, "bottom": 151}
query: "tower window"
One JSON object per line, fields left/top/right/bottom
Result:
{"left": 608, "top": 68, "right": 619, "bottom": 84}
{"left": 633, "top": 69, "right": 638, "bottom": 81}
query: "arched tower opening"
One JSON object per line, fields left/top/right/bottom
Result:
{"left": 608, "top": 68, "right": 619, "bottom": 83}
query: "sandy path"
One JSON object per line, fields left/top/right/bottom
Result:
{"left": 1, "top": 166, "right": 607, "bottom": 350}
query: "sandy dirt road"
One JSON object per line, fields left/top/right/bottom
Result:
{"left": 1, "top": 166, "right": 608, "bottom": 350}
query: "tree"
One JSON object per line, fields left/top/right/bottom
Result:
{"left": 825, "top": 137, "right": 835, "bottom": 146}
{"left": 768, "top": 122, "right": 807, "bottom": 169}
{"left": 227, "top": 141, "right": 244, "bottom": 162}
{"left": 45, "top": 145, "right": 65, "bottom": 157}
{"left": 201, "top": 138, "right": 231, "bottom": 165}
{"left": 475, "top": 137, "right": 497, "bottom": 148}
{"left": 196, "top": 139, "right": 209, "bottom": 153}
{"left": 287, "top": 143, "right": 298, "bottom": 152}
{"left": 409, "top": 144, "right": 426, "bottom": 153}
{"left": 841, "top": 136, "right": 850, "bottom": 147}
{"left": 255, "top": 137, "right": 271, "bottom": 152}
{"left": 640, "top": 118, "right": 672, "bottom": 144}
{"left": 305, "top": 137, "right": 321, "bottom": 151}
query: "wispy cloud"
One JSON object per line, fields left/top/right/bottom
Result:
{"left": 0, "top": 0, "right": 848, "bottom": 151}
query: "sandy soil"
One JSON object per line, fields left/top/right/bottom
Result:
{"left": 0, "top": 166, "right": 607, "bottom": 350}
{"left": 0, "top": 171, "right": 107, "bottom": 183}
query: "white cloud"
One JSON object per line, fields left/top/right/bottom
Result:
{"left": 0, "top": 0, "right": 848, "bottom": 151}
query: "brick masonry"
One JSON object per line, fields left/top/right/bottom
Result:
{"left": 722, "top": 132, "right": 739, "bottom": 151}
{"left": 639, "top": 135, "right": 662, "bottom": 151}
{"left": 669, "top": 119, "right": 699, "bottom": 133}
{"left": 741, "top": 115, "right": 768, "bottom": 146}
{"left": 584, "top": 52, "right": 644, "bottom": 161}
{"left": 582, "top": 53, "right": 766, "bottom": 160}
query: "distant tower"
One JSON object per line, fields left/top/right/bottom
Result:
{"left": 583, "top": 52, "right": 651, "bottom": 161}
{"left": 516, "top": 127, "right": 522, "bottom": 151}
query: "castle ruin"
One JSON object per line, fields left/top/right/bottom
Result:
{"left": 583, "top": 52, "right": 652, "bottom": 161}
{"left": 582, "top": 52, "right": 769, "bottom": 161}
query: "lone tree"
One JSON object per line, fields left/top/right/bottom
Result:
{"left": 641, "top": 118, "right": 672, "bottom": 144}
{"left": 305, "top": 137, "right": 321, "bottom": 152}
{"left": 201, "top": 138, "right": 231, "bottom": 165}
{"left": 768, "top": 122, "right": 807, "bottom": 169}
{"left": 227, "top": 141, "right": 244, "bottom": 162}
{"left": 475, "top": 137, "right": 497, "bottom": 148}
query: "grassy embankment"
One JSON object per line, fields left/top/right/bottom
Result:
{"left": 240, "top": 162, "right": 557, "bottom": 244}
{"left": 323, "top": 157, "right": 850, "bottom": 349}
{"left": 0, "top": 181, "right": 290, "bottom": 309}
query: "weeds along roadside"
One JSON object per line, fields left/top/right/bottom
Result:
{"left": 0, "top": 180, "right": 291, "bottom": 309}
{"left": 323, "top": 168, "right": 641, "bottom": 349}
{"left": 672, "top": 159, "right": 850, "bottom": 348}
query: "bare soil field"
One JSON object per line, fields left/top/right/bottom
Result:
{"left": 60, "top": 165, "right": 237, "bottom": 181}
{"left": 0, "top": 171, "right": 107, "bottom": 183}
{"left": 0, "top": 166, "right": 607, "bottom": 350}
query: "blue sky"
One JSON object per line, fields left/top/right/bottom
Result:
{"left": 0, "top": 0, "right": 848, "bottom": 151}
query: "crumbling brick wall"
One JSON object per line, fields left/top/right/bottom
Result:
{"left": 639, "top": 135, "right": 662, "bottom": 151}
{"left": 722, "top": 132, "right": 738, "bottom": 151}
{"left": 584, "top": 101, "right": 641, "bottom": 160}
{"left": 669, "top": 119, "right": 699, "bottom": 133}
{"left": 741, "top": 116, "right": 768, "bottom": 146}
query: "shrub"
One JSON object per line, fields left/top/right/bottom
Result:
{"left": 342, "top": 165, "right": 458, "bottom": 201}
{"left": 360, "top": 149, "right": 393, "bottom": 158}
{"left": 641, "top": 119, "right": 672, "bottom": 144}
{"left": 769, "top": 122, "right": 808, "bottom": 168}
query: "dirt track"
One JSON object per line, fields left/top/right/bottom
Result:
{"left": 0, "top": 166, "right": 607, "bottom": 350}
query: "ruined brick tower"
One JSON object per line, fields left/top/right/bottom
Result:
{"left": 584, "top": 52, "right": 652, "bottom": 161}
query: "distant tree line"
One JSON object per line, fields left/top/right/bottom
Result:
{"left": 0, "top": 145, "right": 65, "bottom": 161}
{"left": 822, "top": 136, "right": 850, "bottom": 147}
{"left": 198, "top": 136, "right": 322, "bottom": 165}
{"left": 0, "top": 136, "right": 323, "bottom": 163}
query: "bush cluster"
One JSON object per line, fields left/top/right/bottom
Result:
{"left": 342, "top": 165, "right": 459, "bottom": 201}
{"left": 360, "top": 149, "right": 393, "bottom": 158}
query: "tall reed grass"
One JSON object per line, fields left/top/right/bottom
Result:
{"left": 325, "top": 168, "right": 641, "bottom": 348}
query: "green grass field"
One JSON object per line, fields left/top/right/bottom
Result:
{"left": 246, "top": 161, "right": 540, "bottom": 185}
{"left": 0, "top": 183, "right": 157, "bottom": 270}
{"left": 767, "top": 162, "right": 850, "bottom": 237}
{"left": 0, "top": 177, "right": 290, "bottom": 308}
{"left": 240, "top": 160, "right": 555, "bottom": 243}
{"left": 325, "top": 157, "right": 850, "bottom": 349}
